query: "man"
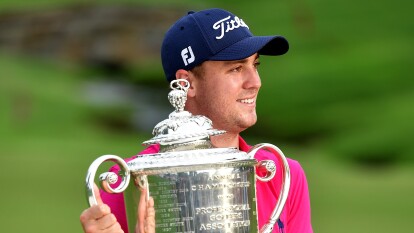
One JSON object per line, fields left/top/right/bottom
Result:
{"left": 80, "top": 8, "right": 313, "bottom": 233}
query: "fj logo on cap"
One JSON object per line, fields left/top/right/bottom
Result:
{"left": 181, "top": 46, "right": 195, "bottom": 66}
{"left": 213, "top": 15, "right": 249, "bottom": 40}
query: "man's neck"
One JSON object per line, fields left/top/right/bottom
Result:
{"left": 210, "top": 133, "right": 239, "bottom": 149}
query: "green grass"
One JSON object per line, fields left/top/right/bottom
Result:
{"left": 297, "top": 149, "right": 414, "bottom": 233}
{"left": 0, "top": 55, "right": 147, "bottom": 232}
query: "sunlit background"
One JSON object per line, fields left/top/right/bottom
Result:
{"left": 1, "top": 0, "right": 413, "bottom": 232}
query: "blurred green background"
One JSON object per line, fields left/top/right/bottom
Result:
{"left": 1, "top": 0, "right": 413, "bottom": 232}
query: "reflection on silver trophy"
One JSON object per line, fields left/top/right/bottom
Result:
{"left": 85, "top": 79, "right": 291, "bottom": 233}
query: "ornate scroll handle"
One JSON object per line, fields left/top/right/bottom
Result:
{"left": 255, "top": 160, "right": 276, "bottom": 182}
{"left": 247, "top": 143, "right": 291, "bottom": 233}
{"left": 85, "top": 155, "right": 130, "bottom": 206}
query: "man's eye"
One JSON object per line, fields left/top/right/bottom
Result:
{"left": 231, "top": 66, "right": 242, "bottom": 72}
{"left": 254, "top": 61, "right": 261, "bottom": 68}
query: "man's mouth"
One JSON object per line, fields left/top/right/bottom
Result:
{"left": 238, "top": 98, "right": 255, "bottom": 104}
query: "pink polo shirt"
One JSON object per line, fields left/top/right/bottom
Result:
{"left": 101, "top": 137, "right": 313, "bottom": 233}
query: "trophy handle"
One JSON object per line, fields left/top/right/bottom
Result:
{"left": 85, "top": 155, "right": 131, "bottom": 207}
{"left": 247, "top": 143, "right": 291, "bottom": 233}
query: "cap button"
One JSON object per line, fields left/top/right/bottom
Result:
{"left": 187, "top": 11, "right": 195, "bottom": 15}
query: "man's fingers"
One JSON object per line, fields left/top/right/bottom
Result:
{"left": 146, "top": 197, "right": 155, "bottom": 217}
{"left": 93, "top": 183, "right": 104, "bottom": 205}
{"left": 80, "top": 205, "right": 121, "bottom": 233}
{"left": 101, "top": 221, "right": 124, "bottom": 233}
{"left": 80, "top": 184, "right": 125, "bottom": 233}
{"left": 137, "top": 188, "right": 148, "bottom": 233}
{"left": 144, "top": 197, "right": 155, "bottom": 233}
{"left": 82, "top": 215, "right": 123, "bottom": 233}
{"left": 95, "top": 213, "right": 120, "bottom": 230}
{"left": 147, "top": 196, "right": 154, "bottom": 208}
{"left": 81, "top": 204, "right": 111, "bottom": 222}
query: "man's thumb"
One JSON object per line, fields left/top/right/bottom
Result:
{"left": 93, "top": 183, "right": 104, "bottom": 205}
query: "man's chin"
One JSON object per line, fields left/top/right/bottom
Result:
{"left": 237, "top": 118, "right": 257, "bottom": 132}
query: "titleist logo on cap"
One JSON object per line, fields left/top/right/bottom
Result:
{"left": 213, "top": 15, "right": 249, "bottom": 40}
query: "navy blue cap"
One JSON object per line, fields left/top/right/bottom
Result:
{"left": 161, "top": 8, "right": 289, "bottom": 82}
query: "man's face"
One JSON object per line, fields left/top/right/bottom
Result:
{"left": 188, "top": 53, "right": 262, "bottom": 134}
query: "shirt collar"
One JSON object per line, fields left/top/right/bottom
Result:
{"left": 238, "top": 135, "right": 252, "bottom": 152}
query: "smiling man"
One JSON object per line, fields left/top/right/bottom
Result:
{"left": 80, "top": 8, "right": 313, "bottom": 233}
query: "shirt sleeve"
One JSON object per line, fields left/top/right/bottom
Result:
{"left": 286, "top": 160, "right": 313, "bottom": 233}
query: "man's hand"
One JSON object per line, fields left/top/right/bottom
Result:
{"left": 145, "top": 197, "right": 155, "bottom": 233}
{"left": 136, "top": 189, "right": 155, "bottom": 233}
{"left": 80, "top": 184, "right": 123, "bottom": 233}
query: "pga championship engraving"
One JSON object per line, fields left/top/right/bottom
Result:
{"left": 144, "top": 166, "right": 256, "bottom": 233}
{"left": 85, "top": 79, "right": 291, "bottom": 233}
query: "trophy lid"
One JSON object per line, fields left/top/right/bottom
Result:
{"left": 142, "top": 79, "right": 226, "bottom": 151}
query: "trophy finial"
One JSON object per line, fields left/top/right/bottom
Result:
{"left": 142, "top": 79, "right": 226, "bottom": 150}
{"left": 168, "top": 79, "right": 190, "bottom": 112}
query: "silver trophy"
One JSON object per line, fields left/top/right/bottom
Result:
{"left": 85, "top": 79, "right": 290, "bottom": 233}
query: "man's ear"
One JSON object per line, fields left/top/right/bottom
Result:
{"left": 175, "top": 69, "right": 196, "bottom": 97}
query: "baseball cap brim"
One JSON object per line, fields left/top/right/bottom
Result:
{"left": 209, "top": 35, "right": 289, "bottom": 61}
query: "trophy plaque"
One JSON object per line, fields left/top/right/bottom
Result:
{"left": 85, "top": 79, "right": 290, "bottom": 233}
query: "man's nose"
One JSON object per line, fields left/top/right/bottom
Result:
{"left": 243, "top": 68, "right": 262, "bottom": 89}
